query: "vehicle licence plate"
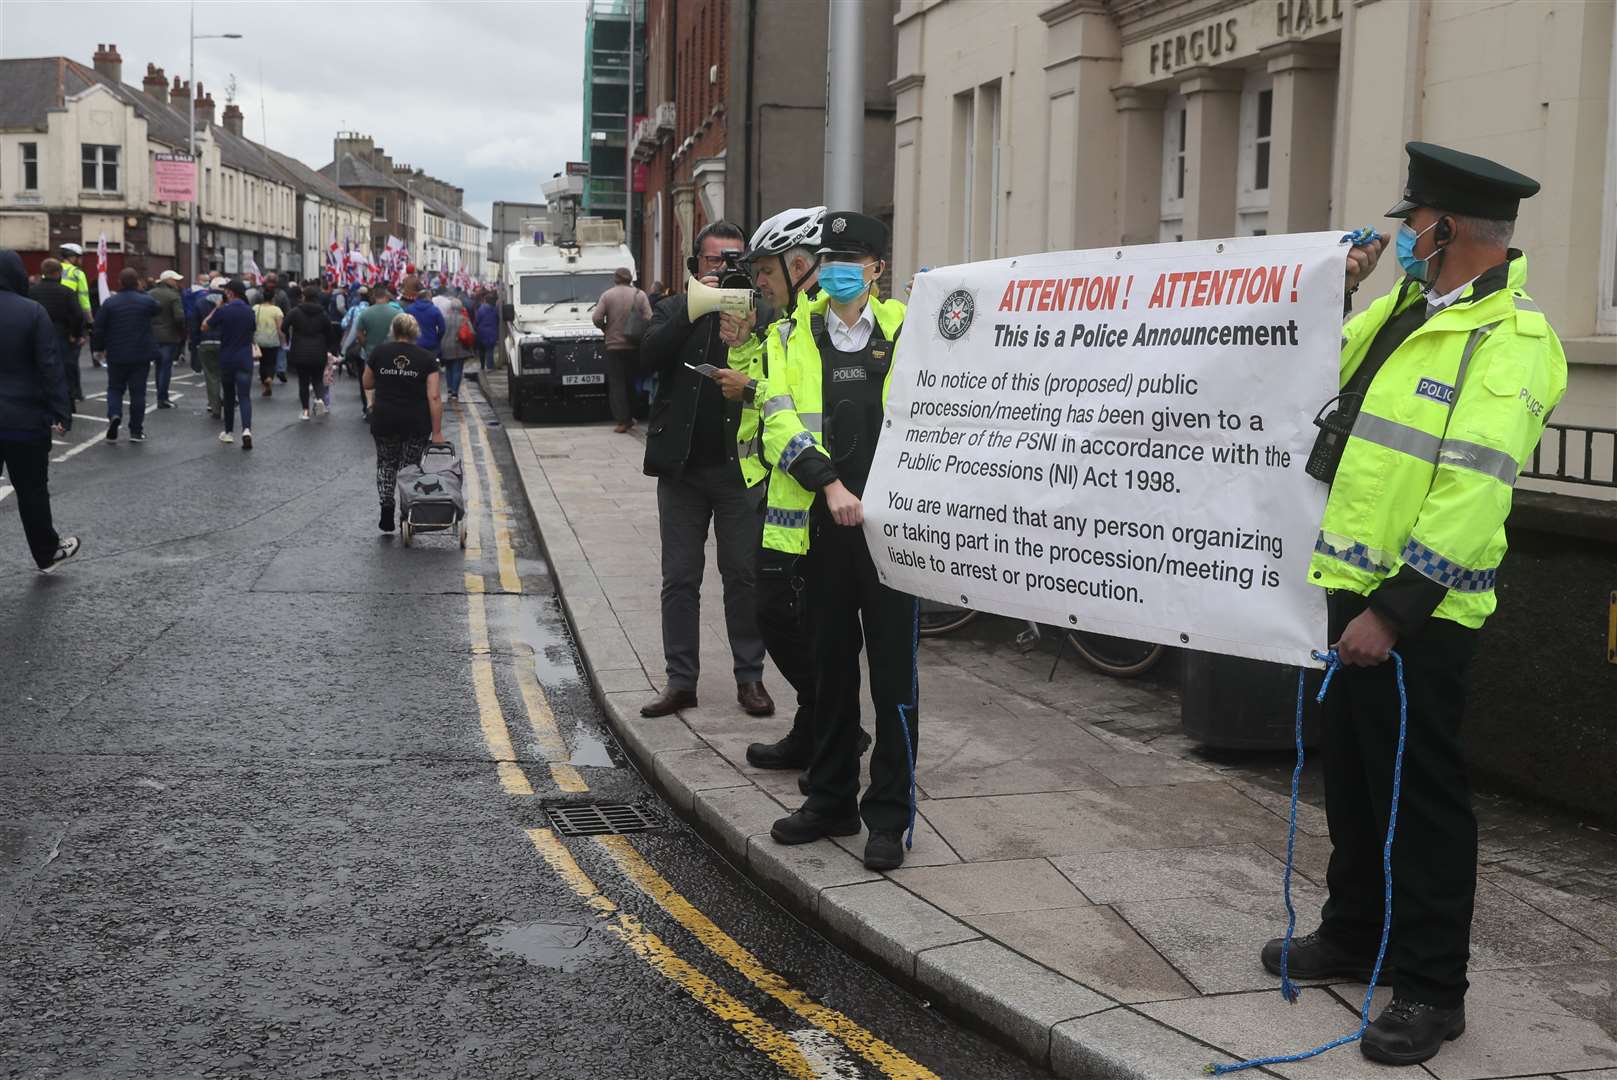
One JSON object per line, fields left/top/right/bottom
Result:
{"left": 561, "top": 373, "right": 605, "bottom": 386}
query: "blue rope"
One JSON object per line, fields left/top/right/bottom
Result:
{"left": 894, "top": 598, "right": 920, "bottom": 849}
{"left": 1342, "top": 226, "right": 1382, "bottom": 247}
{"left": 1208, "top": 648, "right": 1407, "bottom": 1075}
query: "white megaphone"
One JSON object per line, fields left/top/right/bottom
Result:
{"left": 686, "top": 275, "right": 754, "bottom": 321}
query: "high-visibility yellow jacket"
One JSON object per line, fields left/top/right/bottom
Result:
{"left": 727, "top": 335, "right": 768, "bottom": 487}
{"left": 758, "top": 293, "right": 906, "bottom": 555}
{"left": 62, "top": 263, "right": 92, "bottom": 314}
{"left": 1312, "top": 252, "right": 1566, "bottom": 630}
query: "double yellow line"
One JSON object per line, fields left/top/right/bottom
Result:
{"left": 460, "top": 402, "right": 585, "bottom": 794}
{"left": 458, "top": 398, "right": 934, "bottom": 1079}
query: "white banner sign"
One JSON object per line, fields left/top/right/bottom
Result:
{"left": 863, "top": 232, "right": 1348, "bottom": 667}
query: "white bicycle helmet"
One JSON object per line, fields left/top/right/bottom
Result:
{"left": 746, "top": 207, "right": 825, "bottom": 311}
{"left": 746, "top": 207, "right": 825, "bottom": 258}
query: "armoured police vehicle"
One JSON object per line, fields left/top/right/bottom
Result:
{"left": 500, "top": 173, "right": 635, "bottom": 422}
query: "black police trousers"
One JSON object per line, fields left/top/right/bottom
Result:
{"left": 1319, "top": 590, "right": 1480, "bottom": 1008}
{"left": 801, "top": 518, "right": 919, "bottom": 833}
{"left": 757, "top": 548, "right": 816, "bottom": 744}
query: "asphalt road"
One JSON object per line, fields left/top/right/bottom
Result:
{"left": 0, "top": 355, "right": 1048, "bottom": 1080}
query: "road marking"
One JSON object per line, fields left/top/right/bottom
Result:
{"left": 515, "top": 657, "right": 588, "bottom": 793}
{"left": 792, "top": 1030, "right": 864, "bottom": 1080}
{"left": 457, "top": 419, "right": 483, "bottom": 557}
{"left": 526, "top": 828, "right": 818, "bottom": 1080}
{"left": 465, "top": 572, "right": 534, "bottom": 796}
{"left": 468, "top": 408, "right": 521, "bottom": 594}
{"left": 595, "top": 834, "right": 941, "bottom": 1080}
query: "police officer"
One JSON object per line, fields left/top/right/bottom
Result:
{"left": 57, "top": 243, "right": 94, "bottom": 367}
{"left": 713, "top": 208, "right": 828, "bottom": 772}
{"left": 1262, "top": 142, "right": 1566, "bottom": 1066}
{"left": 760, "top": 212, "right": 918, "bottom": 872}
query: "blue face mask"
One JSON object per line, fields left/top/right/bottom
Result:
{"left": 1395, "top": 220, "right": 1438, "bottom": 284}
{"left": 819, "top": 262, "right": 870, "bottom": 304}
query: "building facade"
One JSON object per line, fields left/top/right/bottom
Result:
{"left": 321, "top": 134, "right": 417, "bottom": 259}
{"left": 631, "top": 0, "right": 898, "bottom": 293}
{"left": 891, "top": 0, "right": 1615, "bottom": 484}
{"left": 583, "top": 0, "right": 644, "bottom": 241}
{"left": 0, "top": 47, "right": 304, "bottom": 281}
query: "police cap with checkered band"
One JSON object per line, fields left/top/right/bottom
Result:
{"left": 816, "top": 211, "right": 889, "bottom": 259}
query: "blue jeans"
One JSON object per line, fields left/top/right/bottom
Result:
{"left": 444, "top": 358, "right": 465, "bottom": 396}
{"left": 220, "top": 359, "right": 253, "bottom": 432}
{"left": 156, "top": 342, "right": 180, "bottom": 403}
{"left": 275, "top": 346, "right": 288, "bottom": 376}
{"left": 106, "top": 361, "right": 150, "bottom": 434}
{"left": 476, "top": 342, "right": 494, "bottom": 369}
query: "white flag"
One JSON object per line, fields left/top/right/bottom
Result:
{"left": 96, "top": 232, "right": 110, "bottom": 304}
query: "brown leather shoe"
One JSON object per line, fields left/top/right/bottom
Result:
{"left": 737, "top": 681, "right": 775, "bottom": 717}
{"left": 640, "top": 686, "right": 697, "bottom": 717}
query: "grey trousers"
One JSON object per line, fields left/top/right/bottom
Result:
{"left": 657, "top": 464, "right": 766, "bottom": 690}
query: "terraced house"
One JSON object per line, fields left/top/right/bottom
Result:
{"left": 0, "top": 44, "right": 366, "bottom": 282}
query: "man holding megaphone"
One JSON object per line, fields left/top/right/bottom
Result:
{"left": 637, "top": 221, "right": 777, "bottom": 722}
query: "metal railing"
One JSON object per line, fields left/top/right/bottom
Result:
{"left": 1521, "top": 423, "right": 1617, "bottom": 488}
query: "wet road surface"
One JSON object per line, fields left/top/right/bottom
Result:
{"left": 0, "top": 357, "right": 1049, "bottom": 1079}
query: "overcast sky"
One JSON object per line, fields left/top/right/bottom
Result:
{"left": 0, "top": 0, "right": 586, "bottom": 228}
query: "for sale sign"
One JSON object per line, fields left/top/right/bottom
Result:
{"left": 153, "top": 153, "right": 197, "bottom": 203}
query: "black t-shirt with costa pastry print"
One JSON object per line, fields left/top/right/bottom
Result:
{"left": 367, "top": 342, "right": 439, "bottom": 438}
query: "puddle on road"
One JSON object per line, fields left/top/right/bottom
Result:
{"left": 480, "top": 921, "right": 606, "bottom": 972}
{"left": 490, "top": 599, "right": 584, "bottom": 686}
{"left": 568, "top": 730, "right": 616, "bottom": 769}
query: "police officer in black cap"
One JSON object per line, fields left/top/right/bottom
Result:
{"left": 1262, "top": 142, "right": 1567, "bottom": 1065}
{"left": 756, "top": 211, "right": 921, "bottom": 871}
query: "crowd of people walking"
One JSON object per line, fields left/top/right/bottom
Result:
{"left": 1, "top": 242, "right": 502, "bottom": 569}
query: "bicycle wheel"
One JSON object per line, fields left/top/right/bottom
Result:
{"left": 917, "top": 599, "right": 979, "bottom": 637}
{"left": 1065, "top": 630, "right": 1165, "bottom": 678}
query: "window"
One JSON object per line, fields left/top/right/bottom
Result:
{"left": 1237, "top": 75, "right": 1274, "bottom": 237}
{"left": 374, "top": 195, "right": 386, "bottom": 219}
{"left": 21, "top": 143, "right": 38, "bottom": 190}
{"left": 983, "top": 82, "right": 1002, "bottom": 260}
{"left": 1159, "top": 96, "right": 1187, "bottom": 242}
{"left": 1600, "top": 13, "right": 1617, "bottom": 334}
{"left": 81, "top": 144, "right": 119, "bottom": 192}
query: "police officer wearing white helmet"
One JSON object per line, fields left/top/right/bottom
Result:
{"left": 710, "top": 207, "right": 832, "bottom": 777}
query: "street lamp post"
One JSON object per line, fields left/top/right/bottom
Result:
{"left": 188, "top": 3, "right": 241, "bottom": 282}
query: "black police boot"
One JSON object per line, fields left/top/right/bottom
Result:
{"left": 1260, "top": 930, "right": 1382, "bottom": 983}
{"left": 746, "top": 733, "right": 811, "bottom": 770}
{"left": 1361, "top": 997, "right": 1465, "bottom": 1065}
{"left": 770, "top": 806, "right": 860, "bottom": 846}
{"left": 864, "top": 830, "right": 905, "bottom": 871}
{"left": 796, "top": 729, "right": 875, "bottom": 795}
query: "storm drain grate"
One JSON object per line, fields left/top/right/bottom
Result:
{"left": 546, "top": 803, "right": 664, "bottom": 837}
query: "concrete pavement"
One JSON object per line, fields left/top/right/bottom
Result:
{"left": 501, "top": 410, "right": 1617, "bottom": 1080}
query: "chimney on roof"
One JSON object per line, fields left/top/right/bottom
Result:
{"left": 194, "top": 84, "right": 215, "bottom": 127}
{"left": 92, "top": 43, "right": 123, "bottom": 84}
{"left": 142, "top": 63, "right": 169, "bottom": 105}
{"left": 171, "top": 74, "right": 190, "bottom": 106}
{"left": 222, "top": 102, "right": 244, "bottom": 137}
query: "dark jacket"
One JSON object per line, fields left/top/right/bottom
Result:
{"left": 147, "top": 283, "right": 186, "bottom": 344}
{"left": 0, "top": 250, "right": 71, "bottom": 438}
{"left": 639, "top": 294, "right": 745, "bottom": 480}
{"left": 474, "top": 301, "right": 498, "bottom": 347}
{"left": 92, "top": 288, "right": 160, "bottom": 366}
{"left": 284, "top": 301, "right": 333, "bottom": 369}
{"left": 28, "top": 278, "right": 86, "bottom": 341}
